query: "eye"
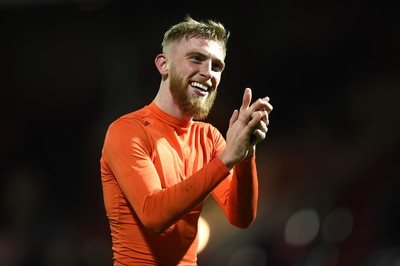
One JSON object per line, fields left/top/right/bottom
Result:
{"left": 189, "top": 55, "right": 203, "bottom": 63}
{"left": 212, "top": 62, "right": 224, "bottom": 72}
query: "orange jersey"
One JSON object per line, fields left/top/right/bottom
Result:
{"left": 100, "top": 102, "right": 258, "bottom": 265}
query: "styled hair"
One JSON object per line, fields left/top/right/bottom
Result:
{"left": 161, "top": 15, "right": 230, "bottom": 55}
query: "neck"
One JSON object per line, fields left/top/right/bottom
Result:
{"left": 154, "top": 85, "right": 193, "bottom": 122}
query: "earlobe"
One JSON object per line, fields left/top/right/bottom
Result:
{"left": 155, "top": 54, "right": 168, "bottom": 75}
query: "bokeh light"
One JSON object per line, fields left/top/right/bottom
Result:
{"left": 322, "top": 207, "right": 353, "bottom": 243}
{"left": 197, "top": 216, "right": 210, "bottom": 254}
{"left": 285, "top": 208, "right": 320, "bottom": 246}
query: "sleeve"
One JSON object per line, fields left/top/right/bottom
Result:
{"left": 102, "top": 118, "right": 232, "bottom": 234}
{"left": 210, "top": 127, "right": 259, "bottom": 228}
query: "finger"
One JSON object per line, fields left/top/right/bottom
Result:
{"left": 263, "top": 97, "right": 273, "bottom": 114}
{"left": 240, "top": 88, "right": 252, "bottom": 113}
{"left": 258, "top": 109, "right": 269, "bottom": 126}
{"left": 250, "top": 111, "right": 270, "bottom": 134}
{"left": 264, "top": 101, "right": 273, "bottom": 114}
{"left": 250, "top": 119, "right": 269, "bottom": 142}
{"left": 250, "top": 128, "right": 268, "bottom": 145}
{"left": 229, "top": 109, "right": 239, "bottom": 127}
{"left": 247, "top": 110, "right": 264, "bottom": 130}
{"left": 249, "top": 97, "right": 273, "bottom": 115}
{"left": 251, "top": 110, "right": 266, "bottom": 122}
{"left": 252, "top": 118, "right": 267, "bottom": 131}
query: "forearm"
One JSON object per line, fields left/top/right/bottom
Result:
{"left": 141, "top": 157, "right": 230, "bottom": 234}
{"left": 227, "top": 155, "right": 258, "bottom": 228}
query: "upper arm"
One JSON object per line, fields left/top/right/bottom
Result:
{"left": 103, "top": 119, "right": 162, "bottom": 220}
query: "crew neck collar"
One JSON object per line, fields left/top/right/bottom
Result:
{"left": 148, "top": 101, "right": 192, "bottom": 129}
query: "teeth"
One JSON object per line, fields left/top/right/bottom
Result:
{"left": 191, "top": 82, "right": 208, "bottom": 92}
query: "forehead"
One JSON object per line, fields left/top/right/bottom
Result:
{"left": 170, "top": 37, "right": 226, "bottom": 61}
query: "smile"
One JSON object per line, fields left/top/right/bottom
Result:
{"left": 190, "top": 81, "right": 209, "bottom": 92}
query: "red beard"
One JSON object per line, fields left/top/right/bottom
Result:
{"left": 169, "top": 67, "right": 217, "bottom": 120}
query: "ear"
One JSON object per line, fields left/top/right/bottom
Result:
{"left": 155, "top": 54, "right": 168, "bottom": 76}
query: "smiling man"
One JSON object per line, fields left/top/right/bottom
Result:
{"left": 100, "top": 15, "right": 273, "bottom": 265}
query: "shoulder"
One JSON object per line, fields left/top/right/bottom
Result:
{"left": 106, "top": 107, "right": 151, "bottom": 139}
{"left": 103, "top": 107, "right": 154, "bottom": 154}
{"left": 110, "top": 106, "right": 151, "bottom": 128}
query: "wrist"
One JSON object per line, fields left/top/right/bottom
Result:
{"left": 218, "top": 152, "right": 236, "bottom": 170}
{"left": 244, "top": 146, "right": 256, "bottom": 160}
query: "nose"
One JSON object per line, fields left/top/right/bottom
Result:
{"left": 199, "top": 60, "right": 212, "bottom": 79}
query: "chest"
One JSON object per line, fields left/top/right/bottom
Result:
{"left": 151, "top": 126, "right": 214, "bottom": 188}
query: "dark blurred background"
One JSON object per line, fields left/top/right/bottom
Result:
{"left": 1, "top": 0, "right": 399, "bottom": 265}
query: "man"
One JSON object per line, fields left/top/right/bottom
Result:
{"left": 100, "top": 15, "right": 273, "bottom": 265}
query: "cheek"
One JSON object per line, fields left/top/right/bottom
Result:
{"left": 214, "top": 74, "right": 222, "bottom": 86}
{"left": 178, "top": 65, "right": 196, "bottom": 78}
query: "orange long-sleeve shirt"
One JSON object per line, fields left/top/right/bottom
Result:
{"left": 100, "top": 101, "right": 258, "bottom": 265}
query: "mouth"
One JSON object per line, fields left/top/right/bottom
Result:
{"left": 190, "top": 81, "right": 210, "bottom": 95}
